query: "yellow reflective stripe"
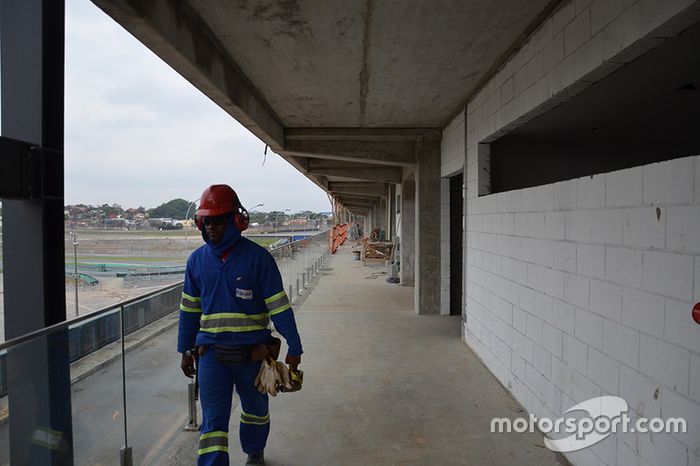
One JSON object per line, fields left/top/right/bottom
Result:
{"left": 198, "top": 430, "right": 228, "bottom": 455}
{"left": 269, "top": 303, "right": 291, "bottom": 316}
{"left": 200, "top": 312, "right": 268, "bottom": 321}
{"left": 199, "top": 312, "right": 269, "bottom": 332}
{"left": 264, "top": 290, "right": 286, "bottom": 304}
{"left": 180, "top": 304, "right": 202, "bottom": 313}
{"left": 241, "top": 411, "right": 270, "bottom": 425}
{"left": 183, "top": 292, "right": 201, "bottom": 302}
{"left": 198, "top": 446, "right": 229, "bottom": 455}
{"left": 201, "top": 326, "right": 267, "bottom": 333}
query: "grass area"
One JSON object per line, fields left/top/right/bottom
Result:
{"left": 64, "top": 229, "right": 276, "bottom": 238}
{"left": 65, "top": 229, "right": 192, "bottom": 237}
{"left": 252, "top": 237, "right": 278, "bottom": 248}
{"left": 69, "top": 255, "right": 183, "bottom": 263}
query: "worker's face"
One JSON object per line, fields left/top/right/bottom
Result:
{"left": 203, "top": 215, "right": 227, "bottom": 245}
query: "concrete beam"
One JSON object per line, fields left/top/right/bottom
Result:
{"left": 329, "top": 182, "right": 388, "bottom": 198}
{"left": 282, "top": 128, "right": 434, "bottom": 167}
{"left": 306, "top": 159, "right": 403, "bottom": 183}
{"left": 285, "top": 127, "right": 442, "bottom": 142}
{"left": 91, "top": 0, "right": 284, "bottom": 150}
{"left": 340, "top": 200, "right": 378, "bottom": 208}
{"left": 282, "top": 138, "right": 417, "bottom": 167}
{"left": 310, "top": 167, "right": 403, "bottom": 183}
{"left": 330, "top": 182, "right": 387, "bottom": 189}
{"left": 339, "top": 202, "right": 377, "bottom": 210}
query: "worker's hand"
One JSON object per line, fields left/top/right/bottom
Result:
{"left": 180, "top": 353, "right": 196, "bottom": 378}
{"left": 285, "top": 354, "right": 301, "bottom": 370}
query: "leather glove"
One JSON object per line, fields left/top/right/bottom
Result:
{"left": 275, "top": 361, "right": 293, "bottom": 390}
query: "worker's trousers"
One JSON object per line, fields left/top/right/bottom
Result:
{"left": 197, "top": 349, "right": 270, "bottom": 466}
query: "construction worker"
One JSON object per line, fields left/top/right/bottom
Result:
{"left": 178, "top": 184, "right": 303, "bottom": 466}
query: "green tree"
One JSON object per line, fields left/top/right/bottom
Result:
{"left": 148, "top": 198, "right": 191, "bottom": 219}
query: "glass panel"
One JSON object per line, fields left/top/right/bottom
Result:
{"left": 124, "top": 285, "right": 191, "bottom": 465}
{"left": 0, "top": 330, "right": 74, "bottom": 465}
{"left": 69, "top": 307, "right": 124, "bottom": 465}
{"left": 271, "top": 230, "right": 330, "bottom": 302}
{"left": 0, "top": 230, "right": 329, "bottom": 465}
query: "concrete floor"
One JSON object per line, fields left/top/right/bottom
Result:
{"left": 223, "top": 245, "right": 568, "bottom": 465}
{"left": 1, "top": 245, "right": 570, "bottom": 465}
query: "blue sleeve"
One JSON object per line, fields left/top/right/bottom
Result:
{"left": 177, "top": 255, "right": 202, "bottom": 353}
{"left": 260, "top": 251, "right": 303, "bottom": 356}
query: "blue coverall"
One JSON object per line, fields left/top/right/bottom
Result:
{"left": 177, "top": 217, "right": 303, "bottom": 465}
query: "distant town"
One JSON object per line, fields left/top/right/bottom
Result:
{"left": 62, "top": 198, "right": 333, "bottom": 231}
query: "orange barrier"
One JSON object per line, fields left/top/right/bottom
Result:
{"left": 330, "top": 223, "right": 348, "bottom": 254}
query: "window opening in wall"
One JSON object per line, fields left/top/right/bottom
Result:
{"left": 486, "top": 20, "right": 700, "bottom": 194}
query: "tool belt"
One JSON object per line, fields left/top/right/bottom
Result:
{"left": 214, "top": 345, "right": 251, "bottom": 366}
{"left": 210, "top": 337, "right": 281, "bottom": 367}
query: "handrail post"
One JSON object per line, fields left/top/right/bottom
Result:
{"left": 184, "top": 379, "right": 199, "bottom": 431}
{"left": 120, "top": 304, "right": 133, "bottom": 466}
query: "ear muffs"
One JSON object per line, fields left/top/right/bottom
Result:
{"left": 195, "top": 215, "right": 203, "bottom": 231}
{"left": 233, "top": 207, "right": 249, "bottom": 232}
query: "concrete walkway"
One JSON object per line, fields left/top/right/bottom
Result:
{"left": 205, "top": 244, "right": 567, "bottom": 465}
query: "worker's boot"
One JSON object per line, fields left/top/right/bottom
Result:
{"left": 246, "top": 452, "right": 265, "bottom": 465}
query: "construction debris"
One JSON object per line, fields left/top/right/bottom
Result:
{"left": 362, "top": 241, "right": 394, "bottom": 265}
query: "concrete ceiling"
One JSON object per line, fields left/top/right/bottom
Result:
{"left": 91, "top": 0, "right": 557, "bottom": 214}
{"left": 185, "top": 0, "right": 552, "bottom": 127}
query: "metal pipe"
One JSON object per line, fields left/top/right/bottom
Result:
{"left": 71, "top": 231, "right": 79, "bottom": 317}
{"left": 120, "top": 305, "right": 129, "bottom": 450}
{"left": 120, "top": 446, "right": 133, "bottom": 466}
{"left": 184, "top": 380, "right": 199, "bottom": 431}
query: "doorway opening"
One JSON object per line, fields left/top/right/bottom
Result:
{"left": 449, "top": 173, "right": 463, "bottom": 316}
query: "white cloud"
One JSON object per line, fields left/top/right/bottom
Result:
{"left": 64, "top": 0, "right": 330, "bottom": 212}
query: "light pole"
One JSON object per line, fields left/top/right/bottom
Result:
{"left": 70, "top": 231, "right": 79, "bottom": 317}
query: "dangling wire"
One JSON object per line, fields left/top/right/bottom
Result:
{"left": 262, "top": 144, "right": 268, "bottom": 166}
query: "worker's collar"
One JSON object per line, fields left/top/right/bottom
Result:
{"left": 202, "top": 214, "right": 242, "bottom": 260}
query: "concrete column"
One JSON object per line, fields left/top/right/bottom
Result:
{"left": 379, "top": 196, "right": 387, "bottom": 237}
{"left": 400, "top": 178, "right": 416, "bottom": 286}
{"left": 415, "top": 140, "right": 441, "bottom": 314}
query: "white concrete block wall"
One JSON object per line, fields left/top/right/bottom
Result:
{"left": 466, "top": 158, "right": 700, "bottom": 466}
{"left": 441, "top": 111, "right": 465, "bottom": 178}
{"left": 461, "top": 1, "right": 700, "bottom": 465}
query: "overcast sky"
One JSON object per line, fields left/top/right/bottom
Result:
{"left": 60, "top": 0, "right": 330, "bottom": 212}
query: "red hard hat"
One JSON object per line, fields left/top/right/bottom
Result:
{"left": 195, "top": 184, "right": 250, "bottom": 232}
{"left": 196, "top": 184, "right": 240, "bottom": 217}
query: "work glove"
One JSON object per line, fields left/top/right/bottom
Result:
{"left": 255, "top": 358, "right": 297, "bottom": 396}
{"left": 255, "top": 358, "right": 280, "bottom": 396}
{"left": 275, "top": 361, "right": 293, "bottom": 391}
